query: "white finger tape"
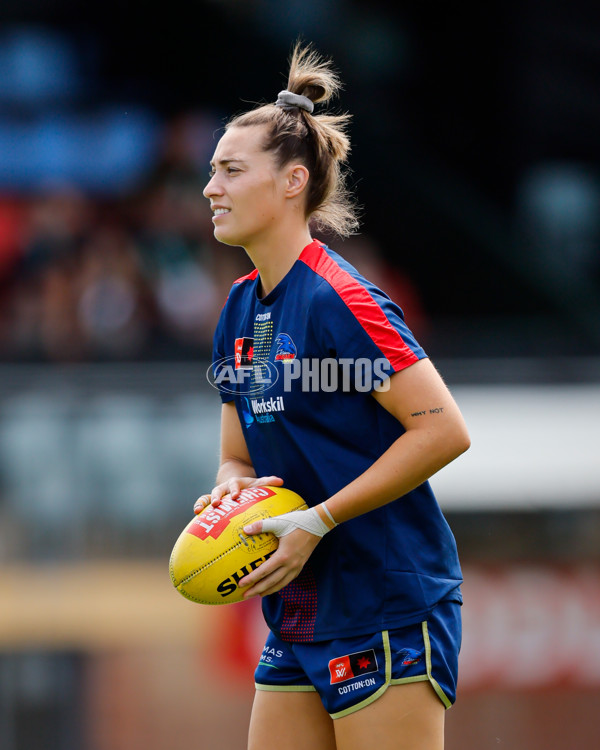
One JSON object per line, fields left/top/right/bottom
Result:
{"left": 261, "top": 507, "right": 331, "bottom": 538}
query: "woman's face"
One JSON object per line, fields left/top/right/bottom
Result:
{"left": 203, "top": 124, "right": 288, "bottom": 248}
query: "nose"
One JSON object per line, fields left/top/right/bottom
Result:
{"left": 203, "top": 172, "right": 223, "bottom": 200}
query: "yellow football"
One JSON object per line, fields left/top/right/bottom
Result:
{"left": 169, "top": 485, "right": 308, "bottom": 604}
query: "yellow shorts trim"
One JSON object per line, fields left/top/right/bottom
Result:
{"left": 390, "top": 674, "right": 430, "bottom": 687}
{"left": 255, "top": 683, "right": 316, "bottom": 693}
{"left": 422, "top": 621, "right": 452, "bottom": 709}
{"left": 372, "top": 622, "right": 453, "bottom": 712}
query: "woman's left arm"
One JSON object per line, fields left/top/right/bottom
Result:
{"left": 324, "top": 357, "right": 470, "bottom": 522}
{"left": 239, "top": 358, "right": 470, "bottom": 597}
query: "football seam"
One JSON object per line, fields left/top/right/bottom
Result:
{"left": 179, "top": 542, "right": 239, "bottom": 584}
{"left": 172, "top": 538, "right": 270, "bottom": 605}
{"left": 175, "top": 538, "right": 263, "bottom": 587}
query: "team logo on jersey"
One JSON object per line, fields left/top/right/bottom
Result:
{"left": 328, "top": 649, "right": 378, "bottom": 684}
{"left": 274, "top": 333, "right": 297, "bottom": 362}
{"left": 234, "top": 337, "right": 254, "bottom": 369}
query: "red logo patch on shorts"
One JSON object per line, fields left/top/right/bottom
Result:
{"left": 328, "top": 649, "right": 378, "bottom": 684}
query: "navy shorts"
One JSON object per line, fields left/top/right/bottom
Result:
{"left": 254, "top": 599, "right": 461, "bottom": 719}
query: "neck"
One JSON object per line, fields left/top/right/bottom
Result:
{"left": 245, "top": 225, "right": 314, "bottom": 297}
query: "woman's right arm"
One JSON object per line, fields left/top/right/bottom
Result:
{"left": 193, "top": 401, "right": 283, "bottom": 514}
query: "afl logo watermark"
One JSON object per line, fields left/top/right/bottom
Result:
{"left": 207, "top": 355, "right": 279, "bottom": 396}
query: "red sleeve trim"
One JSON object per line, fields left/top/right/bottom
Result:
{"left": 299, "top": 240, "right": 419, "bottom": 370}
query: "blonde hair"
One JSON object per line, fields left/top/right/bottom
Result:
{"left": 226, "top": 42, "right": 359, "bottom": 237}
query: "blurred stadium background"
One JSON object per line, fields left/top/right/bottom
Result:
{"left": 0, "top": 1, "right": 599, "bottom": 748}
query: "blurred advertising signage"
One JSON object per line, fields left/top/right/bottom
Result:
{"left": 459, "top": 565, "right": 600, "bottom": 690}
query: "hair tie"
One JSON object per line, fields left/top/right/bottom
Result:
{"left": 275, "top": 90, "right": 314, "bottom": 113}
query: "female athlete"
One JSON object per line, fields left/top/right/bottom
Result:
{"left": 196, "top": 42, "right": 470, "bottom": 750}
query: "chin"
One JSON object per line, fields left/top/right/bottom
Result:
{"left": 214, "top": 227, "right": 236, "bottom": 244}
{"left": 214, "top": 225, "right": 251, "bottom": 248}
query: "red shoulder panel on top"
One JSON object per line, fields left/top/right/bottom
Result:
{"left": 299, "top": 240, "right": 418, "bottom": 370}
{"left": 233, "top": 268, "right": 259, "bottom": 285}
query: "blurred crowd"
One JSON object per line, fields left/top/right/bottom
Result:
{"left": 0, "top": 24, "right": 431, "bottom": 365}
{"left": 0, "top": 114, "right": 258, "bottom": 363}
{"left": 0, "top": 113, "right": 426, "bottom": 364}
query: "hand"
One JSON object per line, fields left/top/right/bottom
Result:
{"left": 237, "top": 506, "right": 337, "bottom": 598}
{"left": 237, "top": 527, "right": 321, "bottom": 599}
{"left": 193, "top": 475, "right": 284, "bottom": 514}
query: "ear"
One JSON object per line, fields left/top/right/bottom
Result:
{"left": 284, "top": 164, "right": 310, "bottom": 199}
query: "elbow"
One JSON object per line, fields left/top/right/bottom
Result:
{"left": 436, "top": 420, "right": 470, "bottom": 465}
{"left": 459, "top": 431, "right": 471, "bottom": 457}
{"left": 450, "top": 424, "right": 471, "bottom": 460}
{"left": 414, "top": 419, "right": 471, "bottom": 470}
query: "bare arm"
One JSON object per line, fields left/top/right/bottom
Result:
{"left": 193, "top": 401, "right": 283, "bottom": 514}
{"left": 216, "top": 400, "right": 255, "bottom": 482}
{"left": 325, "top": 357, "right": 470, "bottom": 522}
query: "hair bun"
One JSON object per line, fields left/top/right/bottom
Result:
{"left": 275, "top": 90, "right": 315, "bottom": 113}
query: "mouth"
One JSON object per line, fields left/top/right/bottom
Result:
{"left": 212, "top": 208, "right": 230, "bottom": 219}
